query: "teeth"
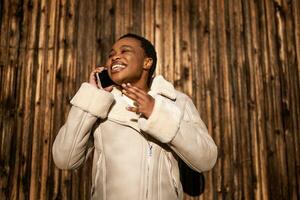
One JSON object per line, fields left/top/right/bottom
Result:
{"left": 112, "top": 64, "right": 126, "bottom": 71}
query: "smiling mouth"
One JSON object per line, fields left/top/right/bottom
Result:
{"left": 111, "top": 64, "right": 126, "bottom": 73}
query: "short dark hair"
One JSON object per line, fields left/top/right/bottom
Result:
{"left": 119, "top": 33, "right": 157, "bottom": 86}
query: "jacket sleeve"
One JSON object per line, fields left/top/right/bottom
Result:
{"left": 138, "top": 95, "right": 218, "bottom": 172}
{"left": 52, "top": 83, "right": 114, "bottom": 169}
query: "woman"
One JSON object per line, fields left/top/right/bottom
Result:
{"left": 52, "top": 33, "right": 217, "bottom": 200}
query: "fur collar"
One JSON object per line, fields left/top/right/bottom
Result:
{"left": 111, "top": 75, "right": 177, "bottom": 100}
{"left": 150, "top": 75, "right": 177, "bottom": 100}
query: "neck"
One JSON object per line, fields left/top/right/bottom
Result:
{"left": 130, "top": 72, "right": 150, "bottom": 92}
{"left": 115, "top": 80, "right": 149, "bottom": 92}
{"left": 131, "top": 79, "right": 150, "bottom": 92}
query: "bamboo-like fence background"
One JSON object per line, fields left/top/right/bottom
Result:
{"left": 0, "top": 0, "right": 299, "bottom": 199}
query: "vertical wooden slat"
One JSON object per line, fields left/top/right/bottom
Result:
{"left": 290, "top": 0, "right": 300, "bottom": 197}
{"left": 238, "top": 0, "right": 253, "bottom": 195}
{"left": 29, "top": 0, "right": 44, "bottom": 198}
{"left": 162, "top": 0, "right": 173, "bottom": 82}
{"left": 278, "top": 0, "right": 299, "bottom": 199}
{"left": 274, "top": 0, "right": 291, "bottom": 199}
{"left": 173, "top": 0, "right": 182, "bottom": 91}
{"left": 241, "top": 1, "right": 252, "bottom": 199}
{"left": 97, "top": 0, "right": 114, "bottom": 67}
{"left": 11, "top": 0, "right": 29, "bottom": 197}
{"left": 67, "top": 1, "right": 78, "bottom": 198}
{"left": 154, "top": 0, "right": 163, "bottom": 76}
{"left": 30, "top": 0, "right": 50, "bottom": 199}
{"left": 180, "top": 0, "right": 192, "bottom": 97}
{"left": 207, "top": 0, "right": 221, "bottom": 199}
{"left": 196, "top": 1, "right": 214, "bottom": 200}
{"left": 247, "top": 3, "right": 260, "bottom": 198}
{"left": 292, "top": 0, "right": 300, "bottom": 82}
{"left": 49, "top": 0, "right": 62, "bottom": 198}
{"left": 55, "top": 0, "right": 70, "bottom": 199}
{"left": 248, "top": 1, "right": 269, "bottom": 199}
{"left": 143, "top": 0, "right": 155, "bottom": 42}
{"left": 216, "top": 0, "right": 234, "bottom": 199}
{"left": 124, "top": 0, "right": 132, "bottom": 34}
{"left": 46, "top": 0, "right": 59, "bottom": 198}
{"left": 115, "top": 0, "right": 124, "bottom": 38}
{"left": 190, "top": 0, "right": 200, "bottom": 107}
{"left": 132, "top": 0, "right": 142, "bottom": 35}
{"left": 1, "top": 0, "right": 21, "bottom": 199}
{"left": 258, "top": 1, "right": 275, "bottom": 199}
{"left": 0, "top": 0, "right": 10, "bottom": 192}
{"left": 227, "top": 0, "right": 242, "bottom": 199}
{"left": 18, "top": 0, "right": 41, "bottom": 199}
{"left": 274, "top": 1, "right": 291, "bottom": 198}
{"left": 264, "top": 0, "right": 286, "bottom": 199}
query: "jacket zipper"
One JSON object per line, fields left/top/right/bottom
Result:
{"left": 146, "top": 143, "right": 153, "bottom": 199}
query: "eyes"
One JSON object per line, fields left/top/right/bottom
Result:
{"left": 108, "top": 48, "right": 131, "bottom": 58}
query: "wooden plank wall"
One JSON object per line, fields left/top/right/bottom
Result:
{"left": 0, "top": 0, "right": 299, "bottom": 199}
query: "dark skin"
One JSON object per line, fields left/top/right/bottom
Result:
{"left": 89, "top": 37, "right": 155, "bottom": 118}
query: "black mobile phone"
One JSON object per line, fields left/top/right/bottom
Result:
{"left": 96, "top": 70, "right": 114, "bottom": 88}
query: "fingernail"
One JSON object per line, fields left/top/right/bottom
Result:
{"left": 122, "top": 89, "right": 126, "bottom": 93}
{"left": 127, "top": 83, "right": 131, "bottom": 86}
{"left": 122, "top": 83, "right": 126, "bottom": 87}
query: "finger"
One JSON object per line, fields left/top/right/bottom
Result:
{"left": 122, "top": 84, "right": 147, "bottom": 100}
{"left": 90, "top": 67, "right": 103, "bottom": 78}
{"left": 92, "top": 67, "right": 106, "bottom": 76}
{"left": 104, "top": 85, "right": 114, "bottom": 92}
{"left": 133, "top": 101, "right": 139, "bottom": 107}
{"left": 126, "top": 106, "right": 141, "bottom": 114}
{"left": 125, "top": 83, "right": 148, "bottom": 95}
{"left": 95, "top": 66, "right": 106, "bottom": 71}
{"left": 122, "top": 89, "right": 141, "bottom": 103}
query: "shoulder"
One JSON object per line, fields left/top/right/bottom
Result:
{"left": 174, "top": 90, "right": 193, "bottom": 105}
{"left": 151, "top": 75, "right": 195, "bottom": 108}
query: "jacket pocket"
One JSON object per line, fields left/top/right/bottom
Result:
{"left": 91, "top": 152, "right": 104, "bottom": 199}
{"left": 95, "top": 152, "right": 103, "bottom": 185}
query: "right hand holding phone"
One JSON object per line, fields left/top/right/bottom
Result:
{"left": 89, "top": 67, "right": 113, "bottom": 92}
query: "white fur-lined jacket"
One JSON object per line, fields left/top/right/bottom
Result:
{"left": 52, "top": 75, "right": 217, "bottom": 200}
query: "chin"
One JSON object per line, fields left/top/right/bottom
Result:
{"left": 110, "top": 69, "right": 139, "bottom": 85}
{"left": 110, "top": 73, "right": 127, "bottom": 85}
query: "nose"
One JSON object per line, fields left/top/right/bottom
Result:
{"left": 111, "top": 53, "right": 121, "bottom": 61}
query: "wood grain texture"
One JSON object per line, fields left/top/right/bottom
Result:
{"left": 0, "top": 0, "right": 299, "bottom": 199}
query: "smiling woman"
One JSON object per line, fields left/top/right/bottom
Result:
{"left": 106, "top": 37, "right": 148, "bottom": 87}
{"left": 106, "top": 34, "right": 157, "bottom": 88}
{"left": 52, "top": 33, "right": 218, "bottom": 200}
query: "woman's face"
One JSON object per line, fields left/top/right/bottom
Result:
{"left": 105, "top": 37, "right": 147, "bottom": 85}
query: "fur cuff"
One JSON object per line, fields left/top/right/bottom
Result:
{"left": 138, "top": 96, "right": 183, "bottom": 143}
{"left": 70, "top": 83, "right": 114, "bottom": 118}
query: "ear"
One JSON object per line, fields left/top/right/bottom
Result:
{"left": 143, "top": 58, "right": 153, "bottom": 70}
